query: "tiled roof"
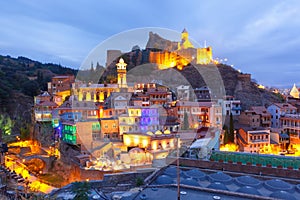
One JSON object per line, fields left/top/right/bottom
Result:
{"left": 36, "top": 101, "right": 57, "bottom": 107}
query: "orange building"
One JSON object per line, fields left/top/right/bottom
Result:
{"left": 48, "top": 75, "right": 74, "bottom": 95}
{"left": 236, "top": 127, "right": 270, "bottom": 153}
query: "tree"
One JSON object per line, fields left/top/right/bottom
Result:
{"left": 0, "top": 114, "right": 14, "bottom": 136}
{"left": 223, "top": 125, "right": 229, "bottom": 144}
{"left": 182, "top": 112, "right": 189, "bottom": 130}
{"left": 22, "top": 80, "right": 40, "bottom": 97}
{"left": 71, "top": 181, "right": 91, "bottom": 200}
{"left": 229, "top": 113, "right": 235, "bottom": 143}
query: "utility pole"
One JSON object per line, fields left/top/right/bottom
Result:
{"left": 176, "top": 134, "right": 180, "bottom": 200}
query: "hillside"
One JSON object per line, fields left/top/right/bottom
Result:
{"left": 0, "top": 55, "right": 77, "bottom": 134}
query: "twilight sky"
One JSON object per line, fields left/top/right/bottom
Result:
{"left": 1, "top": 0, "right": 300, "bottom": 88}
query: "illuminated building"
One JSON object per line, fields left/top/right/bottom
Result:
{"left": 148, "top": 88, "right": 172, "bottom": 106}
{"left": 103, "top": 92, "right": 132, "bottom": 117}
{"left": 55, "top": 98, "right": 99, "bottom": 121}
{"left": 34, "top": 101, "right": 58, "bottom": 122}
{"left": 290, "top": 83, "right": 299, "bottom": 98}
{"left": 47, "top": 75, "right": 75, "bottom": 95}
{"left": 116, "top": 58, "right": 128, "bottom": 88}
{"left": 178, "top": 28, "right": 194, "bottom": 49}
{"left": 73, "top": 83, "right": 118, "bottom": 102}
{"left": 34, "top": 91, "right": 51, "bottom": 104}
{"left": 72, "top": 58, "right": 132, "bottom": 103}
{"left": 267, "top": 103, "right": 297, "bottom": 128}
{"left": 148, "top": 29, "right": 215, "bottom": 70}
{"left": 236, "top": 127, "right": 270, "bottom": 153}
{"left": 280, "top": 114, "right": 300, "bottom": 146}
{"left": 118, "top": 106, "right": 161, "bottom": 135}
{"left": 100, "top": 117, "right": 119, "bottom": 140}
{"left": 61, "top": 120, "right": 101, "bottom": 151}
{"left": 123, "top": 131, "right": 177, "bottom": 158}
{"left": 175, "top": 101, "right": 222, "bottom": 129}
{"left": 132, "top": 82, "right": 173, "bottom": 107}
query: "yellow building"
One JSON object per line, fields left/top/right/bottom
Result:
{"left": 123, "top": 132, "right": 176, "bottom": 151}
{"left": 116, "top": 58, "right": 128, "bottom": 88}
{"left": 149, "top": 29, "right": 215, "bottom": 70}
{"left": 178, "top": 28, "right": 194, "bottom": 50}
{"left": 72, "top": 58, "right": 130, "bottom": 102}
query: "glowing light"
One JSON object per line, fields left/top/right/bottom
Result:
{"left": 152, "top": 141, "right": 158, "bottom": 151}
{"left": 142, "top": 140, "right": 148, "bottom": 148}
{"left": 220, "top": 143, "right": 238, "bottom": 152}
{"left": 161, "top": 141, "right": 167, "bottom": 149}
{"left": 133, "top": 137, "right": 139, "bottom": 146}
{"left": 124, "top": 135, "right": 131, "bottom": 146}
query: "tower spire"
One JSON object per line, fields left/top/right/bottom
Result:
{"left": 116, "top": 58, "right": 128, "bottom": 88}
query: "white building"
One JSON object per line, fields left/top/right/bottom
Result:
{"left": 220, "top": 96, "right": 241, "bottom": 116}
{"left": 177, "top": 85, "right": 190, "bottom": 101}
{"left": 267, "top": 103, "right": 297, "bottom": 128}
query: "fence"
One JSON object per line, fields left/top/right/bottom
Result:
{"left": 210, "top": 151, "right": 300, "bottom": 169}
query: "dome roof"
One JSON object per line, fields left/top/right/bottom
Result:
{"left": 155, "top": 175, "right": 173, "bottom": 185}
{"left": 163, "top": 166, "right": 185, "bottom": 178}
{"left": 236, "top": 186, "right": 261, "bottom": 196}
{"left": 270, "top": 191, "right": 297, "bottom": 200}
{"left": 208, "top": 172, "right": 233, "bottom": 184}
{"left": 290, "top": 83, "right": 299, "bottom": 98}
{"left": 180, "top": 178, "right": 200, "bottom": 187}
{"left": 128, "top": 147, "right": 144, "bottom": 154}
{"left": 235, "top": 176, "right": 261, "bottom": 188}
{"left": 184, "top": 169, "right": 206, "bottom": 180}
{"left": 265, "top": 179, "right": 294, "bottom": 192}
{"left": 208, "top": 182, "right": 228, "bottom": 191}
{"left": 155, "top": 130, "right": 162, "bottom": 135}
{"left": 146, "top": 131, "right": 154, "bottom": 136}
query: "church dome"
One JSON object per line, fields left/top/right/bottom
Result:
{"left": 290, "top": 83, "right": 299, "bottom": 98}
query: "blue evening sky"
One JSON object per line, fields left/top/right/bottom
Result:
{"left": 0, "top": 0, "right": 300, "bottom": 88}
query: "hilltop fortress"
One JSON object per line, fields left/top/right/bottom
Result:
{"left": 106, "top": 29, "right": 216, "bottom": 70}
{"left": 147, "top": 28, "right": 215, "bottom": 70}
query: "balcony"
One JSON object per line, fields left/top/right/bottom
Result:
{"left": 250, "top": 139, "right": 269, "bottom": 143}
{"left": 282, "top": 125, "right": 300, "bottom": 131}
{"left": 232, "top": 106, "right": 242, "bottom": 111}
{"left": 34, "top": 111, "right": 52, "bottom": 122}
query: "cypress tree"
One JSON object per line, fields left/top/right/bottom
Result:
{"left": 229, "top": 113, "right": 234, "bottom": 143}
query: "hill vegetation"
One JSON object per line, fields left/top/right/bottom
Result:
{"left": 0, "top": 55, "right": 77, "bottom": 136}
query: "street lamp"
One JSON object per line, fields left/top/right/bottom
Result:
{"left": 176, "top": 134, "right": 180, "bottom": 200}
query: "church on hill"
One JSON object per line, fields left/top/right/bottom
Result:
{"left": 148, "top": 28, "right": 215, "bottom": 70}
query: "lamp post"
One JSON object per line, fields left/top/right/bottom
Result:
{"left": 176, "top": 134, "right": 180, "bottom": 200}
